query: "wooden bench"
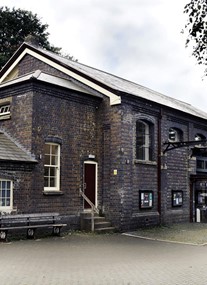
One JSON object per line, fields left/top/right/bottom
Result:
{"left": 0, "top": 213, "right": 67, "bottom": 241}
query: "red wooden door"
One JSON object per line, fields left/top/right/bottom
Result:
{"left": 84, "top": 163, "right": 96, "bottom": 209}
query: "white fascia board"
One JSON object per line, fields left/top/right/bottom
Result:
{"left": 0, "top": 48, "right": 121, "bottom": 106}
{"left": 0, "top": 50, "right": 28, "bottom": 83}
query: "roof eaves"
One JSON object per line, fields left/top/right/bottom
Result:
{"left": 27, "top": 46, "right": 121, "bottom": 105}
{"left": 0, "top": 43, "right": 121, "bottom": 105}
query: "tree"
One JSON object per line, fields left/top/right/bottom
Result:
{"left": 0, "top": 6, "right": 61, "bottom": 69}
{"left": 184, "top": 0, "right": 207, "bottom": 69}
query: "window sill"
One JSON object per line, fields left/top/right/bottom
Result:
{"left": 43, "top": 191, "right": 64, "bottom": 196}
{"left": 0, "top": 115, "right": 11, "bottom": 120}
{"left": 0, "top": 208, "right": 13, "bottom": 213}
{"left": 134, "top": 159, "right": 157, "bottom": 166}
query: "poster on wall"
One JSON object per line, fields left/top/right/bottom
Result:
{"left": 172, "top": 191, "right": 183, "bottom": 207}
{"left": 140, "top": 191, "right": 153, "bottom": 209}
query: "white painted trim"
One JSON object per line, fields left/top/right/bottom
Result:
{"left": 0, "top": 49, "right": 28, "bottom": 83}
{"left": 84, "top": 160, "right": 98, "bottom": 208}
{"left": 0, "top": 180, "right": 13, "bottom": 212}
{"left": 44, "top": 143, "right": 60, "bottom": 192}
{"left": 0, "top": 48, "right": 121, "bottom": 106}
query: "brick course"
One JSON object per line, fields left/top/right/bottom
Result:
{"left": 0, "top": 53, "right": 207, "bottom": 231}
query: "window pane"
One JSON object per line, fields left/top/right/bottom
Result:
{"left": 137, "top": 147, "right": 145, "bottom": 160}
{"left": 44, "top": 167, "right": 50, "bottom": 176}
{"left": 50, "top": 178, "right": 55, "bottom": 187}
{"left": 44, "top": 177, "right": 49, "bottom": 187}
{"left": 51, "top": 145, "right": 58, "bottom": 155}
{"left": 50, "top": 167, "right": 55, "bottom": 176}
{"left": 2, "top": 181, "right": 6, "bottom": 190}
{"left": 197, "top": 160, "right": 204, "bottom": 169}
{"left": 6, "top": 181, "right": 10, "bottom": 189}
{"left": 6, "top": 198, "right": 10, "bottom": 206}
{"left": 51, "top": 155, "right": 58, "bottom": 165}
{"left": 44, "top": 144, "right": 50, "bottom": 155}
{"left": 45, "top": 154, "right": 50, "bottom": 165}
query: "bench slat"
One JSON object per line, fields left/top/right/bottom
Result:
{"left": 0, "top": 224, "right": 67, "bottom": 231}
{"left": 0, "top": 213, "right": 67, "bottom": 241}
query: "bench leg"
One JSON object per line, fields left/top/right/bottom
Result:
{"left": 27, "top": 228, "right": 36, "bottom": 239}
{"left": 0, "top": 230, "right": 8, "bottom": 242}
{"left": 53, "top": 226, "right": 61, "bottom": 236}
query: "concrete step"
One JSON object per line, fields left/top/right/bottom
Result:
{"left": 95, "top": 227, "right": 116, "bottom": 234}
{"left": 83, "top": 216, "right": 106, "bottom": 222}
{"left": 94, "top": 221, "right": 112, "bottom": 229}
{"left": 80, "top": 212, "right": 115, "bottom": 233}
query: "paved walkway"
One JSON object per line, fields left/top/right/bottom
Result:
{"left": 1, "top": 225, "right": 207, "bottom": 285}
{"left": 124, "top": 222, "right": 207, "bottom": 245}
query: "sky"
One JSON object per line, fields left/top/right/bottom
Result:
{"left": 1, "top": 0, "right": 207, "bottom": 112}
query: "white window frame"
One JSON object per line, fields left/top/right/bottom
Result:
{"left": 144, "top": 123, "right": 150, "bottom": 161}
{"left": 136, "top": 121, "right": 151, "bottom": 161}
{"left": 0, "top": 104, "right": 10, "bottom": 118}
{"left": 44, "top": 143, "right": 60, "bottom": 191}
{"left": 0, "top": 180, "right": 13, "bottom": 212}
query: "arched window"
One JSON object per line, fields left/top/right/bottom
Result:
{"left": 168, "top": 128, "right": 183, "bottom": 142}
{"left": 195, "top": 133, "right": 206, "bottom": 141}
{"left": 136, "top": 120, "right": 152, "bottom": 160}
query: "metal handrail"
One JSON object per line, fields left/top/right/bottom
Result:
{"left": 79, "top": 189, "right": 99, "bottom": 232}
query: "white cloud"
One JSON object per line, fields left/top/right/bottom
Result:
{"left": 1, "top": 0, "right": 207, "bottom": 112}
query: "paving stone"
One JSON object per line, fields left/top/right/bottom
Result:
{"left": 1, "top": 230, "right": 207, "bottom": 284}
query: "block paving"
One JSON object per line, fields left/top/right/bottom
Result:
{"left": 1, "top": 228, "right": 207, "bottom": 285}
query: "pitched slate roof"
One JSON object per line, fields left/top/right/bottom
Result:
{"left": 0, "top": 133, "right": 36, "bottom": 162}
{"left": 1, "top": 42, "right": 207, "bottom": 120}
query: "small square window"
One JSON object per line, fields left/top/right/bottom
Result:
{"left": 0, "top": 104, "right": 10, "bottom": 115}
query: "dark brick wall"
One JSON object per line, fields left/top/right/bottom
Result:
{"left": 1, "top": 53, "right": 207, "bottom": 231}
{"left": 18, "top": 54, "right": 70, "bottom": 80}
{"left": 0, "top": 84, "right": 33, "bottom": 153}
{"left": 103, "top": 95, "right": 207, "bottom": 231}
{"left": 29, "top": 83, "right": 101, "bottom": 217}
{"left": 0, "top": 81, "right": 102, "bottom": 230}
{"left": 0, "top": 162, "right": 35, "bottom": 214}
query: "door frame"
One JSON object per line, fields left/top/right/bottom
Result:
{"left": 190, "top": 175, "right": 207, "bottom": 222}
{"left": 83, "top": 160, "right": 98, "bottom": 209}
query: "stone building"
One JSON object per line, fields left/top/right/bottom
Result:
{"left": 0, "top": 42, "right": 207, "bottom": 231}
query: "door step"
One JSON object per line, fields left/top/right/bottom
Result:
{"left": 95, "top": 227, "right": 116, "bottom": 234}
{"left": 80, "top": 213, "right": 115, "bottom": 233}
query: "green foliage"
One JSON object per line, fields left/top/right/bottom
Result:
{"left": 184, "top": 0, "right": 207, "bottom": 68}
{"left": 0, "top": 6, "right": 61, "bottom": 69}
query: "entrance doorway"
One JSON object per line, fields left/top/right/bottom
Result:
{"left": 191, "top": 178, "right": 207, "bottom": 222}
{"left": 83, "top": 161, "right": 97, "bottom": 210}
